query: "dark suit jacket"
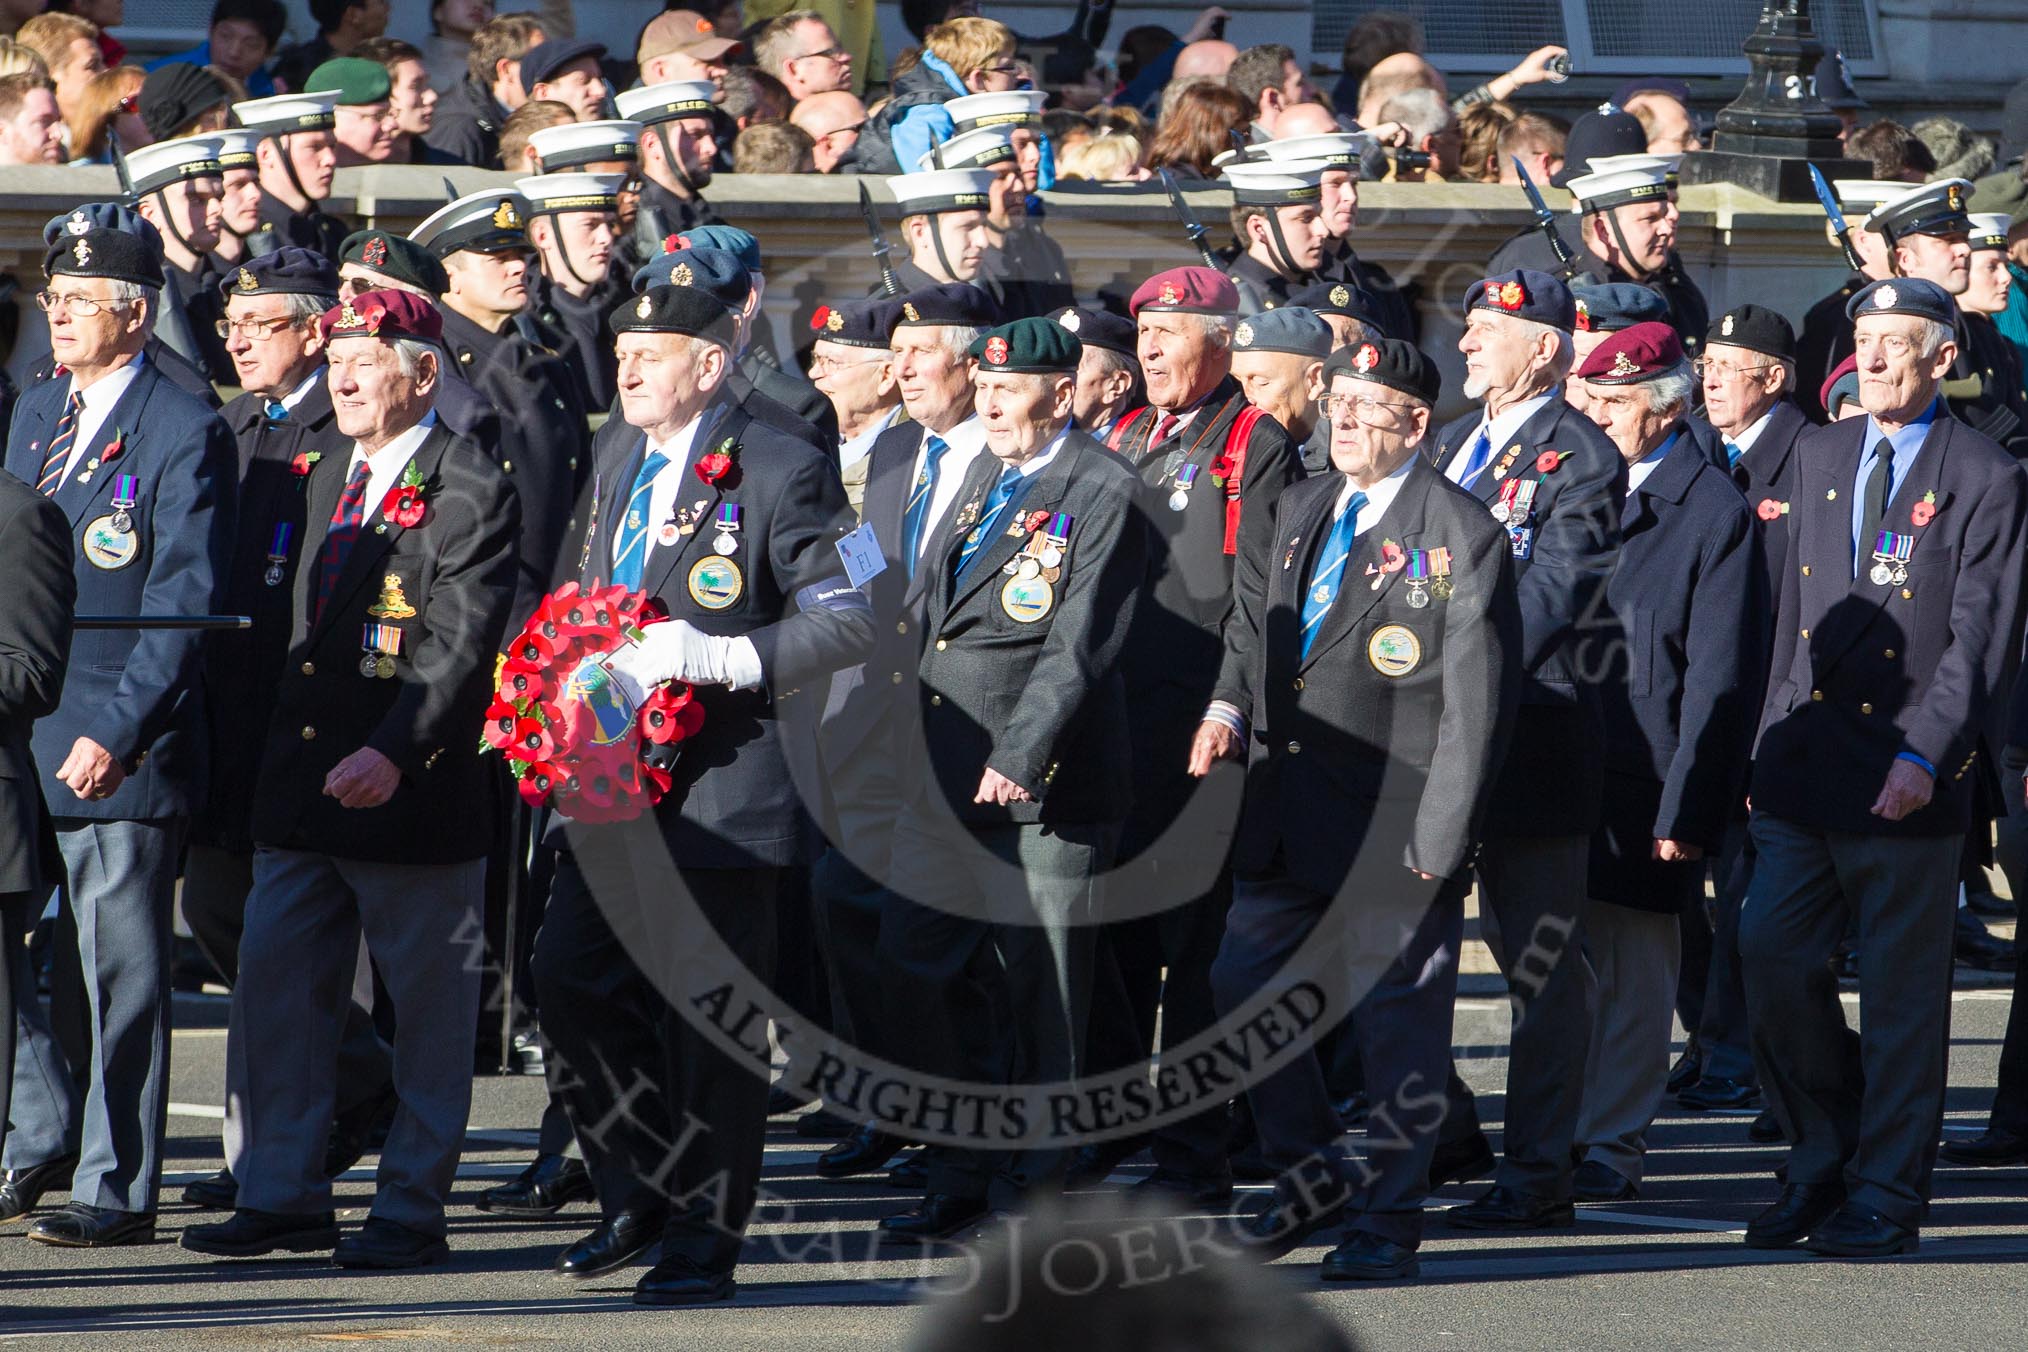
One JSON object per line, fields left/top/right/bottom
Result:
{"left": 909, "top": 430, "right": 1147, "bottom": 825}
{"left": 725, "top": 361, "right": 834, "bottom": 456}
{"left": 250, "top": 418, "right": 518, "bottom": 863}
{"left": 1214, "top": 457, "right": 1519, "bottom": 889}
{"left": 1485, "top": 233, "right": 1710, "bottom": 359}
{"left": 1755, "top": 412, "right": 2028, "bottom": 834}
{"left": 565, "top": 399, "right": 873, "bottom": 868}
{"left": 1431, "top": 394, "right": 1624, "bottom": 835}
{"left": 28, "top": 335, "right": 219, "bottom": 410}
{"left": 0, "top": 471, "right": 74, "bottom": 893}
{"left": 1732, "top": 397, "right": 1813, "bottom": 600}
{"left": 740, "top": 350, "right": 839, "bottom": 450}
{"left": 3, "top": 360, "right": 233, "bottom": 821}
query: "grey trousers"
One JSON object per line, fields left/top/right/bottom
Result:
{"left": 4, "top": 817, "right": 183, "bottom": 1214}
{"left": 1576, "top": 902, "right": 1682, "bottom": 1185}
{"left": 230, "top": 847, "right": 484, "bottom": 1236}
{"left": 1740, "top": 813, "right": 1960, "bottom": 1230}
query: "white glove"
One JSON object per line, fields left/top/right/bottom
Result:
{"left": 608, "top": 619, "right": 769, "bottom": 695}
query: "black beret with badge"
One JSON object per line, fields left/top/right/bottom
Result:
{"left": 45, "top": 223, "right": 163, "bottom": 290}
{"left": 1054, "top": 305, "right": 1137, "bottom": 358}
{"left": 1706, "top": 303, "right": 1796, "bottom": 361}
{"left": 893, "top": 282, "right": 1002, "bottom": 329}
{"left": 219, "top": 246, "right": 340, "bottom": 303}
{"left": 1233, "top": 306, "right": 1332, "bottom": 359}
{"left": 809, "top": 298, "right": 900, "bottom": 349}
{"left": 1464, "top": 268, "right": 1577, "bottom": 332}
{"left": 340, "top": 229, "right": 450, "bottom": 295}
{"left": 1288, "top": 279, "right": 1379, "bottom": 327}
{"left": 969, "top": 316, "right": 1082, "bottom": 375}
{"left": 609, "top": 282, "right": 738, "bottom": 348}
{"left": 1322, "top": 337, "right": 1440, "bottom": 405}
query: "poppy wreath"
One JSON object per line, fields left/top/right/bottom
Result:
{"left": 481, "top": 581, "right": 706, "bottom": 822}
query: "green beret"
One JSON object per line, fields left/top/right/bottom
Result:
{"left": 308, "top": 57, "right": 392, "bottom": 107}
{"left": 969, "top": 316, "right": 1082, "bottom": 375}
{"left": 340, "top": 229, "right": 449, "bottom": 296}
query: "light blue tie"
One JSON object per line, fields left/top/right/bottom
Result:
{"left": 265, "top": 399, "right": 289, "bottom": 421}
{"left": 609, "top": 449, "right": 671, "bottom": 590}
{"left": 955, "top": 464, "right": 1027, "bottom": 579}
{"left": 902, "top": 434, "right": 949, "bottom": 579}
{"left": 1299, "top": 491, "right": 1367, "bottom": 657}
{"left": 1724, "top": 439, "right": 1742, "bottom": 467}
{"left": 1457, "top": 429, "right": 1494, "bottom": 490}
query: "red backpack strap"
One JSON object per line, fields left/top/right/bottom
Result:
{"left": 1106, "top": 406, "right": 1153, "bottom": 453}
{"left": 1218, "top": 405, "right": 1266, "bottom": 555}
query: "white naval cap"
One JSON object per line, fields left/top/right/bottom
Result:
{"left": 614, "top": 79, "right": 717, "bottom": 126}
{"left": 886, "top": 167, "right": 999, "bottom": 215}
{"left": 230, "top": 90, "right": 338, "bottom": 137}
{"left": 125, "top": 134, "right": 222, "bottom": 195}
{"left": 529, "top": 119, "right": 643, "bottom": 172}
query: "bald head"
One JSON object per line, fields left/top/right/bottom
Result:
{"left": 1274, "top": 102, "right": 1344, "bottom": 139}
{"left": 1357, "top": 52, "right": 1445, "bottom": 127}
{"left": 1173, "top": 39, "right": 1238, "bottom": 80}
{"left": 790, "top": 89, "right": 868, "bottom": 173}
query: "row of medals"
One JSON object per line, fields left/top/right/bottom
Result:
{"left": 1003, "top": 535, "right": 1066, "bottom": 582}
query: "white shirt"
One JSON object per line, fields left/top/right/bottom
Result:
{"left": 343, "top": 412, "right": 438, "bottom": 513}
{"left": 1335, "top": 452, "right": 1415, "bottom": 534}
{"left": 838, "top": 405, "right": 905, "bottom": 478}
{"left": 611, "top": 405, "right": 725, "bottom": 570}
{"left": 275, "top": 368, "right": 322, "bottom": 414}
{"left": 1446, "top": 393, "right": 1554, "bottom": 485}
{"left": 54, "top": 357, "right": 146, "bottom": 487}
{"left": 1624, "top": 437, "right": 1674, "bottom": 498}
{"left": 911, "top": 414, "right": 988, "bottom": 561}
{"left": 1725, "top": 406, "right": 1775, "bottom": 460}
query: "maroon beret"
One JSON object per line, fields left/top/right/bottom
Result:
{"left": 320, "top": 289, "right": 444, "bottom": 343}
{"left": 1129, "top": 266, "right": 1238, "bottom": 318}
{"left": 1574, "top": 320, "right": 1684, "bottom": 384}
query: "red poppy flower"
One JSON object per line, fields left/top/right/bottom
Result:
{"left": 1536, "top": 451, "right": 1564, "bottom": 474}
{"left": 386, "top": 485, "right": 427, "bottom": 528}
{"left": 512, "top": 714, "right": 560, "bottom": 763}
{"left": 516, "top": 762, "right": 561, "bottom": 807}
{"left": 289, "top": 451, "right": 320, "bottom": 477}
{"left": 1208, "top": 451, "right": 1236, "bottom": 486}
{"left": 1911, "top": 501, "right": 1936, "bottom": 528}
{"left": 482, "top": 697, "right": 521, "bottom": 750}
{"left": 99, "top": 430, "right": 125, "bottom": 464}
{"left": 1378, "top": 541, "right": 1407, "bottom": 573}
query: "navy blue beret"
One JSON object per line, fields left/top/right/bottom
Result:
{"left": 218, "top": 245, "right": 340, "bottom": 302}
{"left": 633, "top": 247, "right": 751, "bottom": 311}
{"left": 44, "top": 203, "right": 161, "bottom": 254}
{"left": 1465, "top": 268, "right": 1576, "bottom": 332}
{"left": 1322, "top": 338, "right": 1440, "bottom": 404}
{"left": 1572, "top": 281, "right": 1668, "bottom": 333}
{"left": 1233, "top": 306, "right": 1332, "bottom": 359}
{"left": 893, "top": 282, "right": 1002, "bottom": 329}
{"left": 809, "top": 298, "right": 898, "bottom": 349}
{"left": 1287, "top": 279, "right": 1380, "bottom": 326}
{"left": 1844, "top": 277, "right": 1957, "bottom": 327}
{"left": 1055, "top": 305, "right": 1137, "bottom": 358}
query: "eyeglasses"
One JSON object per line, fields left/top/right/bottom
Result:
{"left": 982, "top": 62, "right": 1024, "bottom": 75}
{"left": 809, "top": 352, "right": 888, "bottom": 374}
{"left": 1691, "top": 357, "right": 1779, "bottom": 380}
{"left": 797, "top": 45, "right": 849, "bottom": 64}
{"left": 1319, "top": 392, "right": 1417, "bottom": 422}
{"left": 215, "top": 314, "right": 302, "bottom": 341}
{"left": 35, "top": 290, "right": 137, "bottom": 317}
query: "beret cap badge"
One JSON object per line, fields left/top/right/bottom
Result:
{"left": 1234, "top": 321, "right": 1254, "bottom": 346}
{"left": 903, "top": 302, "right": 920, "bottom": 322}
{"left": 362, "top": 235, "right": 387, "bottom": 266}
{"left": 672, "top": 262, "right": 694, "bottom": 286}
{"left": 72, "top": 239, "right": 91, "bottom": 266}
{"left": 1354, "top": 343, "right": 1379, "bottom": 372}
{"left": 1497, "top": 280, "right": 1525, "bottom": 309}
{"left": 1608, "top": 349, "right": 1641, "bottom": 377}
{"left": 238, "top": 267, "right": 258, "bottom": 291}
{"left": 1874, "top": 284, "right": 1898, "bottom": 309}
{"left": 337, "top": 302, "right": 363, "bottom": 329}
{"left": 636, "top": 294, "right": 653, "bottom": 318}
{"left": 65, "top": 211, "right": 89, "bottom": 236}
{"left": 1330, "top": 284, "right": 1350, "bottom": 306}
{"left": 491, "top": 199, "right": 521, "bottom": 230}
{"left": 1058, "top": 308, "right": 1080, "bottom": 332}
{"left": 1160, "top": 282, "right": 1180, "bottom": 305}
{"left": 825, "top": 308, "right": 844, "bottom": 332}
{"left": 984, "top": 336, "right": 1010, "bottom": 364}
{"left": 1722, "top": 314, "right": 1735, "bottom": 336}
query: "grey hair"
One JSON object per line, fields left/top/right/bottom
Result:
{"left": 1379, "top": 86, "right": 1454, "bottom": 142}
{"left": 1636, "top": 360, "right": 1697, "bottom": 416}
{"left": 1188, "top": 312, "right": 1234, "bottom": 348}
{"left": 932, "top": 324, "right": 985, "bottom": 360}
{"left": 1509, "top": 316, "right": 1574, "bottom": 380}
{"left": 391, "top": 337, "right": 437, "bottom": 379}
{"left": 103, "top": 279, "right": 157, "bottom": 334}
{"left": 1914, "top": 316, "right": 1954, "bottom": 360}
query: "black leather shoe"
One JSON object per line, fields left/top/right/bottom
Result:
{"left": 181, "top": 1207, "right": 338, "bottom": 1257}
{"left": 0, "top": 1153, "right": 78, "bottom": 1222}
{"left": 1446, "top": 1185, "right": 1575, "bottom": 1230}
{"left": 1804, "top": 1202, "right": 1918, "bottom": 1257}
{"left": 816, "top": 1125, "right": 908, "bottom": 1180}
{"left": 1938, "top": 1128, "right": 2028, "bottom": 1166}
{"left": 887, "top": 1149, "right": 928, "bottom": 1189}
{"left": 325, "top": 1086, "right": 398, "bottom": 1179}
{"left": 1677, "top": 1075, "right": 1761, "bottom": 1111}
{"left": 1748, "top": 1109, "right": 1785, "bottom": 1144}
{"left": 1320, "top": 1231, "right": 1420, "bottom": 1281}
{"left": 27, "top": 1203, "right": 156, "bottom": 1248}
{"left": 554, "top": 1210, "right": 665, "bottom": 1279}
{"left": 182, "top": 1169, "right": 238, "bottom": 1211}
{"left": 477, "top": 1153, "right": 593, "bottom": 1216}
{"left": 879, "top": 1193, "right": 988, "bottom": 1245}
{"left": 1954, "top": 909, "right": 2017, "bottom": 971}
{"left": 1667, "top": 1039, "right": 1704, "bottom": 1094}
{"left": 1426, "top": 1132, "right": 1496, "bottom": 1189}
{"left": 767, "top": 1086, "right": 816, "bottom": 1118}
{"left": 335, "top": 1217, "right": 450, "bottom": 1269}
{"left": 635, "top": 1255, "right": 736, "bottom": 1305}
{"left": 1572, "top": 1160, "right": 1637, "bottom": 1202}
{"left": 1234, "top": 1184, "right": 1348, "bottom": 1260}
{"left": 1743, "top": 1183, "right": 1846, "bottom": 1249}
{"left": 1131, "top": 1167, "right": 1235, "bottom": 1207}
{"left": 1065, "top": 1136, "right": 1149, "bottom": 1188}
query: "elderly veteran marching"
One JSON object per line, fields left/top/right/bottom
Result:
{"left": 1741, "top": 277, "right": 2028, "bottom": 1259}
{"left": 1198, "top": 336, "right": 1519, "bottom": 1281}
{"left": 1227, "top": 306, "right": 1335, "bottom": 471}
{"left": 1, "top": 217, "right": 233, "bottom": 1246}
{"left": 1056, "top": 306, "right": 1144, "bottom": 441}
{"left": 181, "top": 291, "right": 518, "bottom": 1269}
{"left": 876, "top": 316, "right": 1148, "bottom": 1244}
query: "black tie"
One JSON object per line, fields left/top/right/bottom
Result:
{"left": 1862, "top": 438, "right": 1893, "bottom": 538}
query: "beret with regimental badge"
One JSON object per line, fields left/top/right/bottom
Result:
{"left": 219, "top": 246, "right": 339, "bottom": 303}
{"left": 614, "top": 79, "right": 718, "bottom": 127}
{"left": 308, "top": 56, "right": 391, "bottom": 106}
{"left": 1130, "top": 265, "right": 1239, "bottom": 317}
{"left": 1574, "top": 321, "right": 1685, "bottom": 384}
{"left": 1233, "top": 306, "right": 1332, "bottom": 359}
{"left": 528, "top": 119, "right": 642, "bottom": 172}
{"left": 1706, "top": 303, "right": 1796, "bottom": 361}
{"left": 1863, "top": 178, "right": 1974, "bottom": 243}
{"left": 1288, "top": 279, "right": 1379, "bottom": 327}
{"left": 669, "top": 224, "right": 761, "bottom": 272}
{"left": 520, "top": 37, "right": 607, "bottom": 92}
{"left": 1322, "top": 337, "right": 1440, "bottom": 404}
{"left": 231, "top": 89, "right": 338, "bottom": 137}
{"left": 608, "top": 283, "right": 738, "bottom": 348}
{"left": 809, "top": 298, "right": 900, "bottom": 349}
{"left": 340, "top": 229, "right": 450, "bottom": 295}
{"left": 1844, "top": 276, "right": 1957, "bottom": 325}
{"left": 45, "top": 223, "right": 162, "bottom": 290}
{"left": 1465, "top": 268, "right": 1576, "bottom": 331}
{"left": 1571, "top": 281, "right": 1668, "bottom": 333}
{"left": 892, "top": 282, "right": 1002, "bottom": 329}
{"left": 633, "top": 246, "right": 750, "bottom": 310}
{"left": 970, "top": 317, "right": 1082, "bottom": 375}
{"left": 1055, "top": 306, "right": 1137, "bottom": 358}
{"left": 320, "top": 289, "right": 443, "bottom": 342}
{"left": 44, "top": 202, "right": 159, "bottom": 251}
{"left": 410, "top": 189, "right": 531, "bottom": 258}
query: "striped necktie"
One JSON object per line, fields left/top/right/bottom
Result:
{"left": 902, "top": 434, "right": 949, "bottom": 579}
{"left": 313, "top": 459, "right": 374, "bottom": 622}
{"left": 36, "top": 394, "right": 83, "bottom": 496}
{"left": 610, "top": 450, "right": 671, "bottom": 591}
{"left": 1299, "top": 491, "right": 1368, "bottom": 657}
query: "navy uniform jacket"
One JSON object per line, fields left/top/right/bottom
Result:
{"left": 735, "top": 350, "right": 839, "bottom": 451}
{"left": 530, "top": 269, "right": 624, "bottom": 410}
{"left": 1228, "top": 250, "right": 1300, "bottom": 317}
{"left": 1214, "top": 457, "right": 1520, "bottom": 891}
{"left": 251, "top": 190, "right": 349, "bottom": 263}
{"left": 1731, "top": 398, "right": 1814, "bottom": 599}
{"left": 1431, "top": 395, "right": 1625, "bottom": 835}
{"left": 631, "top": 179, "right": 723, "bottom": 259}
{"left": 1591, "top": 429, "right": 1767, "bottom": 909}
{"left": 981, "top": 213, "right": 1076, "bottom": 318}
{"left": 565, "top": 400, "right": 873, "bottom": 868}
{"left": 3, "top": 361, "right": 233, "bottom": 821}
{"left": 880, "top": 258, "right": 1010, "bottom": 322}
{"left": 439, "top": 304, "right": 590, "bottom": 633}
{"left": 162, "top": 260, "right": 228, "bottom": 385}
{"left": 1488, "top": 230, "right": 1709, "bottom": 359}
{"left": 1795, "top": 273, "right": 1867, "bottom": 422}
{"left": 0, "top": 470, "right": 74, "bottom": 895}
{"left": 252, "top": 420, "right": 518, "bottom": 864}
{"left": 1317, "top": 239, "right": 1418, "bottom": 342}
{"left": 1110, "top": 378, "right": 1304, "bottom": 823}
{"left": 908, "top": 430, "right": 1147, "bottom": 825}
{"left": 1754, "top": 412, "right": 2028, "bottom": 835}
{"left": 1953, "top": 312, "right": 2028, "bottom": 454}
{"left": 196, "top": 379, "right": 341, "bottom": 853}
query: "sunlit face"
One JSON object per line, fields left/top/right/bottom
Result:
{"left": 1322, "top": 374, "right": 1428, "bottom": 479}
{"left": 1070, "top": 345, "right": 1134, "bottom": 429}
{"left": 328, "top": 336, "right": 436, "bottom": 445}
{"left": 536, "top": 59, "right": 610, "bottom": 122}
{"left": 615, "top": 331, "right": 722, "bottom": 434}
{"left": 0, "top": 86, "right": 63, "bottom": 164}
{"left": 334, "top": 101, "right": 399, "bottom": 164}
{"left": 220, "top": 166, "right": 263, "bottom": 234}
{"left": 974, "top": 370, "right": 1072, "bottom": 459}
{"left": 1249, "top": 204, "right": 1329, "bottom": 273}
{"left": 267, "top": 130, "right": 338, "bottom": 199}
{"left": 154, "top": 175, "right": 223, "bottom": 252}
{"left": 1594, "top": 199, "right": 1675, "bottom": 273}
{"left": 1963, "top": 249, "right": 2014, "bottom": 316}
{"left": 1319, "top": 169, "right": 1357, "bottom": 236}
{"left": 1008, "top": 127, "right": 1043, "bottom": 194}
{"left": 1854, "top": 312, "right": 1954, "bottom": 422}
{"left": 386, "top": 58, "right": 437, "bottom": 138}
{"left": 42, "top": 276, "right": 147, "bottom": 368}
{"left": 223, "top": 292, "right": 322, "bottom": 397}
{"left": 810, "top": 338, "right": 893, "bottom": 420}
{"left": 1459, "top": 310, "right": 1553, "bottom": 402}
{"left": 1137, "top": 312, "right": 1229, "bottom": 410}
{"left": 1697, "top": 342, "right": 1785, "bottom": 436}
{"left": 889, "top": 326, "right": 975, "bottom": 429}
{"left": 1232, "top": 349, "right": 1321, "bottom": 436}
{"left": 446, "top": 247, "right": 531, "bottom": 316}
{"left": 534, "top": 209, "right": 616, "bottom": 285}
{"left": 1583, "top": 381, "right": 1679, "bottom": 460}
{"left": 1895, "top": 231, "right": 1973, "bottom": 295}
{"left": 51, "top": 37, "right": 105, "bottom": 118}
{"left": 907, "top": 210, "right": 992, "bottom": 282}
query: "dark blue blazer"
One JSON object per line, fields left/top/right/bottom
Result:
{"left": 1730, "top": 397, "right": 1813, "bottom": 600}
{"left": 1431, "top": 394, "right": 1625, "bottom": 836}
{"left": 3, "top": 360, "right": 234, "bottom": 821}
{"left": 1755, "top": 412, "right": 2028, "bottom": 835}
